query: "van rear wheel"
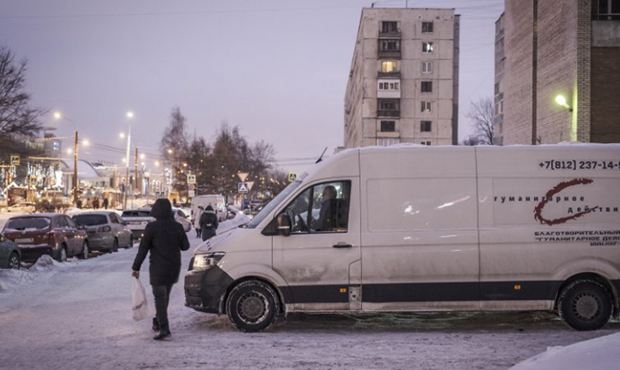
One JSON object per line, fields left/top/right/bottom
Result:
{"left": 226, "top": 280, "right": 280, "bottom": 332}
{"left": 559, "top": 280, "right": 612, "bottom": 331}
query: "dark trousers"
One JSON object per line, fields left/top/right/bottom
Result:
{"left": 152, "top": 284, "right": 173, "bottom": 331}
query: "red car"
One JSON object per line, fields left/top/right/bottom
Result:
{"left": 2, "top": 213, "right": 89, "bottom": 262}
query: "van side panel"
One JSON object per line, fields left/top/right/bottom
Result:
{"left": 476, "top": 145, "right": 620, "bottom": 309}
{"left": 360, "top": 147, "right": 480, "bottom": 310}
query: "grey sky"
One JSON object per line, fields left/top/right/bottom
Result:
{"left": 0, "top": 0, "right": 503, "bottom": 171}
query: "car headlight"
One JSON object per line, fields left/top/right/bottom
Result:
{"left": 191, "top": 251, "right": 226, "bottom": 271}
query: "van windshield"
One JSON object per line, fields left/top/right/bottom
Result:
{"left": 245, "top": 180, "right": 302, "bottom": 229}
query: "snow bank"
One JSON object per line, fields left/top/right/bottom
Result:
{"left": 510, "top": 332, "right": 620, "bottom": 370}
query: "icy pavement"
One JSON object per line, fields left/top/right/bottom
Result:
{"left": 0, "top": 217, "right": 618, "bottom": 369}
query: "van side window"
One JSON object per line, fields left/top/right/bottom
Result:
{"left": 281, "top": 181, "right": 351, "bottom": 234}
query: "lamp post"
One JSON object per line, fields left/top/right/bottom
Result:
{"left": 122, "top": 111, "right": 134, "bottom": 209}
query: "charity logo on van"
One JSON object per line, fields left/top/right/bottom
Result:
{"left": 533, "top": 178, "right": 596, "bottom": 226}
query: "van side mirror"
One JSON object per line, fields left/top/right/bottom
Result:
{"left": 277, "top": 214, "right": 292, "bottom": 237}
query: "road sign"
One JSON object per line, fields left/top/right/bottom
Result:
{"left": 246, "top": 181, "right": 254, "bottom": 191}
{"left": 10, "top": 155, "right": 20, "bottom": 166}
{"left": 288, "top": 172, "right": 297, "bottom": 182}
{"left": 238, "top": 182, "right": 249, "bottom": 193}
{"left": 187, "top": 174, "right": 196, "bottom": 184}
{"left": 237, "top": 172, "right": 249, "bottom": 182}
{"left": 188, "top": 190, "right": 195, "bottom": 197}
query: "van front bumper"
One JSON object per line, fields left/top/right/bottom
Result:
{"left": 184, "top": 265, "right": 234, "bottom": 314}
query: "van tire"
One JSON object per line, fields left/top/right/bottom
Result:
{"left": 558, "top": 279, "right": 612, "bottom": 331}
{"left": 226, "top": 280, "right": 280, "bottom": 332}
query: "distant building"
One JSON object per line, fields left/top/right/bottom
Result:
{"left": 344, "top": 7, "right": 460, "bottom": 147}
{"left": 495, "top": 0, "right": 620, "bottom": 145}
{"left": 43, "top": 132, "right": 63, "bottom": 157}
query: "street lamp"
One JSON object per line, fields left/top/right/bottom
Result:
{"left": 554, "top": 94, "right": 572, "bottom": 112}
{"left": 122, "top": 111, "right": 134, "bottom": 209}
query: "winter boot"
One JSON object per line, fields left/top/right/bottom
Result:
{"left": 153, "top": 327, "right": 171, "bottom": 341}
{"left": 152, "top": 317, "right": 160, "bottom": 332}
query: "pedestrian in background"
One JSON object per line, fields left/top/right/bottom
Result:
{"left": 131, "top": 198, "right": 190, "bottom": 340}
{"left": 199, "top": 204, "right": 218, "bottom": 241}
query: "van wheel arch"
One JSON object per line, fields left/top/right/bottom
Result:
{"left": 221, "top": 276, "right": 286, "bottom": 317}
{"left": 554, "top": 273, "right": 617, "bottom": 312}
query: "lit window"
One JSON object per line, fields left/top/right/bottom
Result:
{"left": 422, "top": 61, "right": 433, "bottom": 74}
{"left": 421, "top": 101, "right": 432, "bottom": 112}
{"left": 422, "top": 42, "right": 434, "bottom": 53}
{"left": 381, "top": 61, "right": 398, "bottom": 73}
{"left": 422, "top": 21, "right": 434, "bottom": 33}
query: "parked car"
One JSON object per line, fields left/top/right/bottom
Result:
{"left": 172, "top": 207, "right": 192, "bottom": 232}
{"left": 2, "top": 213, "right": 89, "bottom": 262}
{"left": 121, "top": 209, "right": 154, "bottom": 240}
{"left": 0, "top": 234, "right": 21, "bottom": 269}
{"left": 73, "top": 211, "right": 133, "bottom": 252}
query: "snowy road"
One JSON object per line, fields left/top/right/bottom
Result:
{"left": 1, "top": 231, "right": 619, "bottom": 370}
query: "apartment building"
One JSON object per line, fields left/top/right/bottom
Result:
{"left": 344, "top": 7, "right": 460, "bottom": 147}
{"left": 495, "top": 0, "right": 620, "bottom": 144}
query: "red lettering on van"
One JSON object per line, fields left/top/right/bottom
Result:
{"left": 534, "top": 178, "right": 597, "bottom": 226}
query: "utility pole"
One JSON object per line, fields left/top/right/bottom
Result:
{"left": 123, "top": 125, "right": 131, "bottom": 210}
{"left": 73, "top": 130, "right": 79, "bottom": 206}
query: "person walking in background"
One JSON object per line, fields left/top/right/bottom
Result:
{"left": 199, "top": 204, "right": 218, "bottom": 241}
{"left": 102, "top": 197, "right": 109, "bottom": 209}
{"left": 131, "top": 198, "right": 190, "bottom": 340}
{"left": 92, "top": 197, "right": 100, "bottom": 209}
{"left": 193, "top": 206, "right": 204, "bottom": 238}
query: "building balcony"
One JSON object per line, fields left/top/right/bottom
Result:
{"left": 378, "top": 50, "right": 401, "bottom": 59}
{"left": 377, "top": 109, "right": 400, "bottom": 118}
{"left": 378, "top": 30, "right": 401, "bottom": 38}
{"left": 377, "top": 71, "right": 401, "bottom": 78}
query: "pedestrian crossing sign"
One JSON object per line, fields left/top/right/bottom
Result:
{"left": 238, "top": 182, "right": 249, "bottom": 193}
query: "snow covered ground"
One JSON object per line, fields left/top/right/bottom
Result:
{"left": 1, "top": 212, "right": 619, "bottom": 369}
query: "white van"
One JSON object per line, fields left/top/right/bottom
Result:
{"left": 191, "top": 194, "right": 226, "bottom": 230}
{"left": 185, "top": 144, "right": 620, "bottom": 332}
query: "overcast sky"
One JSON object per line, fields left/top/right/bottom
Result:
{"left": 0, "top": 0, "right": 503, "bottom": 171}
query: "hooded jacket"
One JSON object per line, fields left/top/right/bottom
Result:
{"left": 132, "top": 198, "right": 190, "bottom": 286}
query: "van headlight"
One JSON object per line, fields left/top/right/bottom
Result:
{"left": 191, "top": 251, "right": 226, "bottom": 271}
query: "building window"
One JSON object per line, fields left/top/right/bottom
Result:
{"left": 380, "top": 121, "right": 396, "bottom": 132}
{"left": 596, "top": 0, "right": 620, "bottom": 19}
{"left": 379, "top": 99, "right": 399, "bottom": 111}
{"left": 421, "top": 81, "right": 433, "bottom": 93}
{"left": 420, "top": 120, "right": 432, "bottom": 132}
{"left": 377, "top": 138, "right": 400, "bottom": 146}
{"left": 422, "top": 42, "right": 434, "bottom": 53}
{"left": 380, "top": 39, "right": 400, "bottom": 52}
{"left": 381, "top": 21, "right": 399, "bottom": 33}
{"left": 422, "top": 61, "right": 433, "bottom": 74}
{"left": 381, "top": 60, "right": 398, "bottom": 73}
{"left": 420, "top": 141, "right": 432, "bottom": 146}
{"left": 421, "top": 101, "right": 432, "bottom": 112}
{"left": 422, "top": 21, "right": 434, "bottom": 33}
{"left": 378, "top": 81, "right": 400, "bottom": 91}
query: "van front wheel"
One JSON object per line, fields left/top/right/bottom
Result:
{"left": 226, "top": 280, "right": 280, "bottom": 332}
{"left": 559, "top": 280, "right": 612, "bottom": 331}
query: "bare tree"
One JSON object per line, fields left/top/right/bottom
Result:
{"left": 0, "top": 47, "right": 44, "bottom": 138}
{"left": 466, "top": 97, "right": 496, "bottom": 145}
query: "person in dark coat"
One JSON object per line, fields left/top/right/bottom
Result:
{"left": 131, "top": 198, "right": 190, "bottom": 340}
{"left": 199, "top": 205, "right": 218, "bottom": 241}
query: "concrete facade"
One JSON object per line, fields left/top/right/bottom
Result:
{"left": 344, "top": 8, "right": 460, "bottom": 148}
{"left": 496, "top": 0, "right": 620, "bottom": 145}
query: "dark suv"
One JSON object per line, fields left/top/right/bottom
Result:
{"left": 2, "top": 214, "right": 89, "bottom": 262}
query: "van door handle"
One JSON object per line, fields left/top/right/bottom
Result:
{"left": 332, "top": 243, "right": 352, "bottom": 249}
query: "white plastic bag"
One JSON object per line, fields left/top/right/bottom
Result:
{"left": 131, "top": 277, "right": 149, "bottom": 321}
